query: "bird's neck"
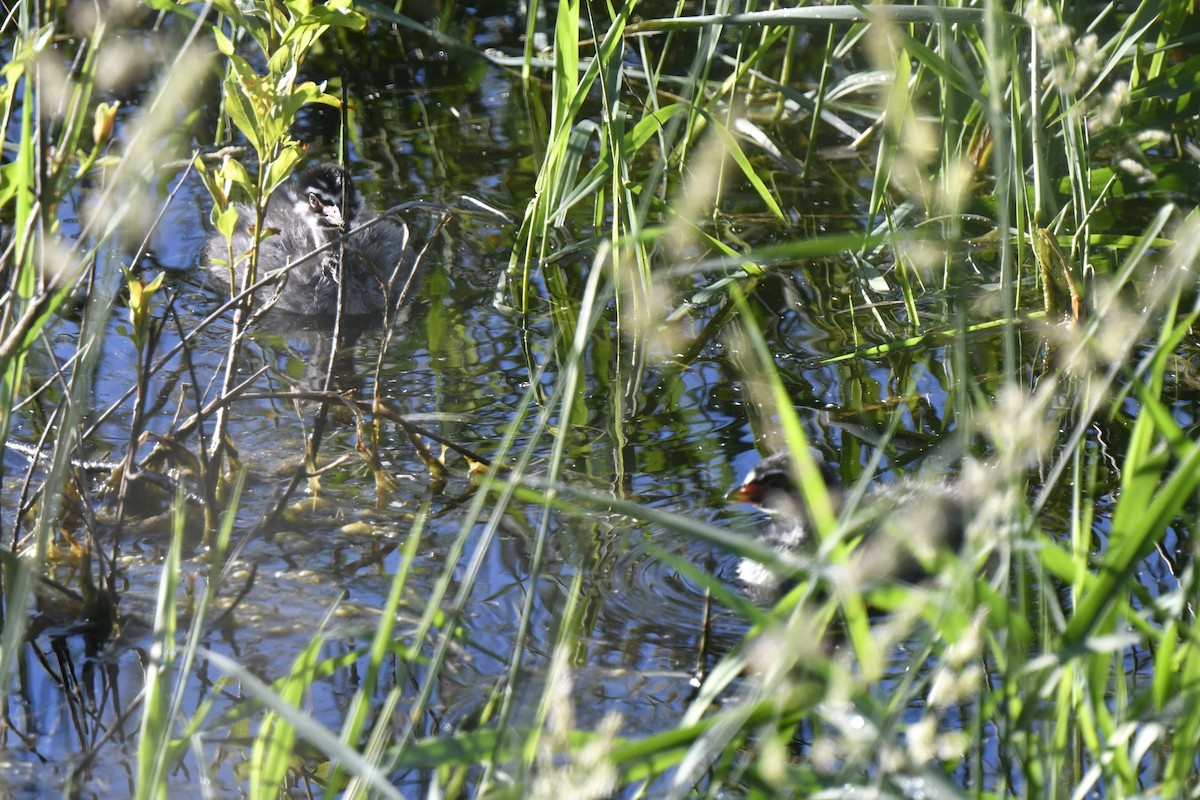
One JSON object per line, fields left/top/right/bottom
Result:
{"left": 303, "top": 216, "right": 343, "bottom": 253}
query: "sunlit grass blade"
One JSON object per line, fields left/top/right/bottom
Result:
{"left": 135, "top": 489, "right": 187, "bottom": 800}
{"left": 204, "top": 650, "right": 404, "bottom": 800}
{"left": 335, "top": 498, "right": 428, "bottom": 799}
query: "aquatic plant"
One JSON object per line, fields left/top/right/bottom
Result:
{"left": 0, "top": 0, "right": 1197, "bottom": 797}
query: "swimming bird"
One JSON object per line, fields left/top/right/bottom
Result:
{"left": 206, "top": 162, "right": 414, "bottom": 318}
{"left": 732, "top": 451, "right": 967, "bottom": 597}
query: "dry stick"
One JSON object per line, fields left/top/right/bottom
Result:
{"left": 6, "top": 252, "right": 110, "bottom": 546}
{"left": 41, "top": 201, "right": 483, "bottom": 535}
{"left": 77, "top": 199, "right": 464, "bottom": 444}
{"left": 140, "top": 379, "right": 496, "bottom": 527}
{"left": 372, "top": 209, "right": 454, "bottom": 476}
{"left": 268, "top": 277, "right": 383, "bottom": 516}
{"left": 263, "top": 203, "right": 459, "bottom": 518}
{"left": 146, "top": 366, "right": 271, "bottom": 447}
{"left": 204, "top": 199, "right": 458, "bottom": 468}
{"left": 78, "top": 260, "right": 263, "bottom": 443}
{"left": 11, "top": 404, "right": 67, "bottom": 551}
{"left": 371, "top": 220, "right": 427, "bottom": 476}
{"left": 67, "top": 682, "right": 149, "bottom": 785}
{"left": 12, "top": 218, "right": 223, "bottom": 427}
{"left": 12, "top": 218, "right": 416, "bottom": 539}
{"left": 294, "top": 150, "right": 360, "bottom": 498}
{"left": 8, "top": 367, "right": 268, "bottom": 551}
{"left": 207, "top": 153, "right": 275, "bottom": 485}
{"left": 165, "top": 303, "right": 222, "bottom": 535}
{"left": 264, "top": 222, "right": 435, "bottom": 521}
{"left": 160, "top": 145, "right": 246, "bottom": 173}
{"left": 77, "top": 249, "right": 323, "bottom": 445}
{"left": 104, "top": 163, "right": 200, "bottom": 591}
{"left": 13, "top": 331, "right": 86, "bottom": 415}
{"left": 203, "top": 390, "right": 493, "bottom": 471}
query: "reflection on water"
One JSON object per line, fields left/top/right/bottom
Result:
{"left": 0, "top": 5, "right": 1170, "bottom": 799}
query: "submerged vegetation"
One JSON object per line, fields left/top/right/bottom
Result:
{"left": 0, "top": 0, "right": 1198, "bottom": 796}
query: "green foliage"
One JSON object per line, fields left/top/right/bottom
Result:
{"left": 489, "top": 0, "right": 1200, "bottom": 797}
{"left": 202, "top": 0, "right": 360, "bottom": 227}
{"left": 135, "top": 491, "right": 187, "bottom": 800}
{"left": 3, "top": 0, "right": 1200, "bottom": 797}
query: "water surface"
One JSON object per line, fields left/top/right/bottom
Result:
{"left": 0, "top": 3, "right": 1179, "bottom": 797}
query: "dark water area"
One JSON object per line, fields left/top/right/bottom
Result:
{"left": 0, "top": 2, "right": 1186, "bottom": 797}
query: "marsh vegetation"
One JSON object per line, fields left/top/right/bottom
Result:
{"left": 0, "top": 0, "right": 1197, "bottom": 797}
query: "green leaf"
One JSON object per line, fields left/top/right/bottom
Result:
{"left": 221, "top": 77, "right": 263, "bottom": 158}
{"left": 304, "top": 4, "right": 366, "bottom": 30}
{"left": 263, "top": 149, "right": 303, "bottom": 197}
{"left": 213, "top": 27, "right": 235, "bottom": 57}
{"left": 219, "top": 158, "right": 254, "bottom": 194}
{"left": 279, "top": 80, "right": 330, "bottom": 125}
{"left": 266, "top": 43, "right": 293, "bottom": 76}
{"left": 695, "top": 107, "right": 787, "bottom": 223}
{"left": 216, "top": 206, "right": 239, "bottom": 241}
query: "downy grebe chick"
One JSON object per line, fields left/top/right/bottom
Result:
{"left": 206, "top": 162, "right": 414, "bottom": 318}
{"left": 732, "top": 452, "right": 968, "bottom": 597}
